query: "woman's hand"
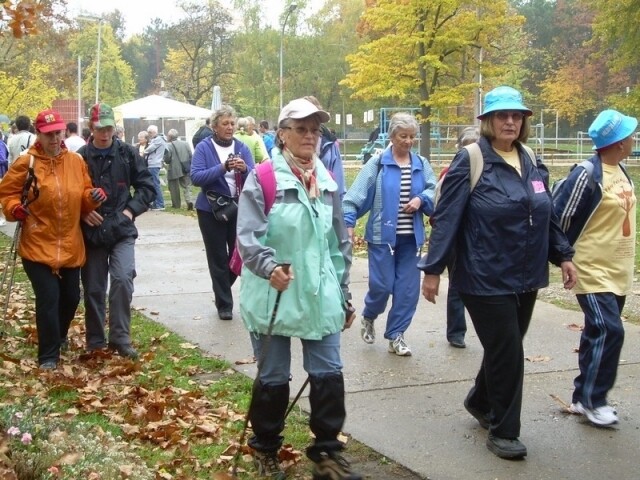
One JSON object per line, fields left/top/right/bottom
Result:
{"left": 402, "top": 196, "right": 422, "bottom": 213}
{"left": 343, "top": 303, "right": 356, "bottom": 331}
{"left": 270, "top": 264, "right": 294, "bottom": 292}
{"left": 421, "top": 274, "right": 440, "bottom": 304}
{"left": 233, "top": 157, "right": 247, "bottom": 173}
{"left": 560, "top": 261, "right": 577, "bottom": 290}
{"left": 347, "top": 227, "right": 354, "bottom": 243}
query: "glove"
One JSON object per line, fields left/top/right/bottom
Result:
{"left": 90, "top": 188, "right": 107, "bottom": 203}
{"left": 343, "top": 302, "right": 356, "bottom": 331}
{"left": 12, "top": 204, "right": 29, "bottom": 221}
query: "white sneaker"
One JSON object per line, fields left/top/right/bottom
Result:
{"left": 388, "top": 333, "right": 412, "bottom": 356}
{"left": 570, "top": 401, "right": 618, "bottom": 426}
{"left": 360, "top": 317, "right": 375, "bottom": 344}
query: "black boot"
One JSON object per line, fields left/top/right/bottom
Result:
{"left": 306, "top": 374, "right": 362, "bottom": 480}
{"left": 247, "top": 381, "right": 289, "bottom": 477}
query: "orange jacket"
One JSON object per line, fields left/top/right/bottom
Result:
{"left": 0, "top": 146, "right": 98, "bottom": 272}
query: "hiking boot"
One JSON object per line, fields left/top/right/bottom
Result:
{"left": 464, "top": 396, "right": 490, "bottom": 429}
{"left": 312, "top": 451, "right": 362, "bottom": 480}
{"left": 253, "top": 450, "right": 286, "bottom": 479}
{"left": 39, "top": 361, "right": 57, "bottom": 370}
{"left": 360, "top": 317, "right": 375, "bottom": 344}
{"left": 486, "top": 434, "right": 527, "bottom": 459}
{"left": 108, "top": 342, "right": 139, "bottom": 359}
{"left": 387, "top": 333, "right": 411, "bottom": 356}
{"left": 570, "top": 401, "right": 618, "bottom": 426}
{"left": 449, "top": 338, "right": 466, "bottom": 348}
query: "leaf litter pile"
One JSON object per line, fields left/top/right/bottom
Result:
{"left": 0, "top": 257, "right": 304, "bottom": 479}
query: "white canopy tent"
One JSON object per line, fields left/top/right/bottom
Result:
{"left": 113, "top": 95, "right": 212, "bottom": 141}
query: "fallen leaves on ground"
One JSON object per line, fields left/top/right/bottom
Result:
{"left": 0, "top": 277, "right": 303, "bottom": 479}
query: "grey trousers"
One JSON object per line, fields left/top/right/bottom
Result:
{"left": 168, "top": 175, "right": 193, "bottom": 208}
{"left": 81, "top": 236, "right": 136, "bottom": 349}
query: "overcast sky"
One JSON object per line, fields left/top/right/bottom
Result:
{"left": 66, "top": 0, "right": 301, "bottom": 38}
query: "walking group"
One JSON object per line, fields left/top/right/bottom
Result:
{"left": 0, "top": 85, "right": 635, "bottom": 479}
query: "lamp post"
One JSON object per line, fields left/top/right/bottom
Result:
{"left": 541, "top": 108, "right": 559, "bottom": 149}
{"left": 77, "top": 14, "right": 104, "bottom": 104}
{"left": 279, "top": 3, "right": 298, "bottom": 110}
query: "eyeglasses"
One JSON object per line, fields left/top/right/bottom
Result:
{"left": 282, "top": 126, "right": 321, "bottom": 137}
{"left": 495, "top": 111, "right": 525, "bottom": 122}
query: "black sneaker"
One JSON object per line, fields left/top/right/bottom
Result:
{"left": 486, "top": 434, "right": 527, "bottom": 459}
{"left": 253, "top": 450, "right": 286, "bottom": 479}
{"left": 312, "top": 451, "right": 362, "bottom": 480}
{"left": 464, "top": 396, "right": 490, "bottom": 429}
{"left": 108, "top": 342, "right": 139, "bottom": 359}
{"left": 39, "top": 361, "right": 57, "bottom": 370}
{"left": 218, "top": 310, "right": 233, "bottom": 320}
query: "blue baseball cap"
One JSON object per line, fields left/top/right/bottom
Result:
{"left": 588, "top": 109, "right": 638, "bottom": 150}
{"left": 478, "top": 86, "right": 533, "bottom": 119}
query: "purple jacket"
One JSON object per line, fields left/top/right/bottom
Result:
{"left": 191, "top": 137, "right": 254, "bottom": 213}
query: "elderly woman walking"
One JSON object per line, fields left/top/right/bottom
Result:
{"left": 419, "top": 86, "right": 577, "bottom": 459}
{"left": 0, "top": 109, "right": 104, "bottom": 369}
{"left": 554, "top": 109, "right": 637, "bottom": 427}
{"left": 191, "top": 105, "right": 254, "bottom": 320}
{"left": 236, "top": 97, "right": 361, "bottom": 479}
{"left": 342, "top": 112, "right": 436, "bottom": 356}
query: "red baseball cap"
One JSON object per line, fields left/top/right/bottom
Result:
{"left": 34, "top": 109, "right": 66, "bottom": 133}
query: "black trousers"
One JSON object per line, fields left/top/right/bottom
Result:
{"left": 22, "top": 259, "right": 80, "bottom": 365}
{"left": 196, "top": 209, "right": 237, "bottom": 312}
{"left": 460, "top": 290, "right": 537, "bottom": 439}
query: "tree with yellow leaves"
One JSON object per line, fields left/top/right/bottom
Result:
{"left": 341, "top": 0, "right": 522, "bottom": 156}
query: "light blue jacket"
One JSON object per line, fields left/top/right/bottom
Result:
{"left": 342, "top": 147, "right": 436, "bottom": 247}
{"left": 236, "top": 149, "right": 352, "bottom": 340}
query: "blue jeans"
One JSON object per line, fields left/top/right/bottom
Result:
{"left": 250, "top": 332, "right": 343, "bottom": 385}
{"left": 573, "top": 293, "right": 625, "bottom": 409}
{"left": 148, "top": 167, "right": 164, "bottom": 208}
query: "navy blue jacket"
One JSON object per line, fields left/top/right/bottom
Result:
{"left": 191, "top": 137, "right": 254, "bottom": 213}
{"left": 553, "top": 154, "right": 632, "bottom": 245}
{"left": 418, "top": 136, "right": 574, "bottom": 295}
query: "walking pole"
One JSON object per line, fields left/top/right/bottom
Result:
{"left": 228, "top": 263, "right": 291, "bottom": 479}
{"left": 0, "top": 222, "right": 22, "bottom": 338}
{"left": 284, "top": 376, "right": 310, "bottom": 420}
{"left": 0, "top": 156, "right": 39, "bottom": 337}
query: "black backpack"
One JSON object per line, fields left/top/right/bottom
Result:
{"left": 192, "top": 126, "right": 212, "bottom": 148}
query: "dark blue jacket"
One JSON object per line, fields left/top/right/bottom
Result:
{"left": 553, "top": 154, "right": 632, "bottom": 245}
{"left": 418, "top": 136, "right": 574, "bottom": 295}
{"left": 191, "top": 138, "right": 254, "bottom": 213}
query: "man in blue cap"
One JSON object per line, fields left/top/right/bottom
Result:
{"left": 554, "top": 109, "right": 637, "bottom": 427}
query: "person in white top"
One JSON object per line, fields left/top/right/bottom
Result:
{"left": 7, "top": 115, "right": 36, "bottom": 163}
{"left": 64, "top": 122, "right": 87, "bottom": 152}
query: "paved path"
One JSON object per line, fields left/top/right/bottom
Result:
{"left": 108, "top": 212, "right": 639, "bottom": 479}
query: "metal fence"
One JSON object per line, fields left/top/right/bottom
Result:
{"left": 339, "top": 131, "right": 640, "bottom": 168}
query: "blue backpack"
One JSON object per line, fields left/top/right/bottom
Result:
{"left": 0, "top": 140, "right": 8, "bottom": 177}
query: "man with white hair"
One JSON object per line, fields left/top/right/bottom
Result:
{"left": 144, "top": 125, "right": 167, "bottom": 210}
{"left": 164, "top": 129, "right": 194, "bottom": 210}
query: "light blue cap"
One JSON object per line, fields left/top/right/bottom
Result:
{"left": 588, "top": 109, "right": 638, "bottom": 150}
{"left": 478, "top": 86, "right": 532, "bottom": 119}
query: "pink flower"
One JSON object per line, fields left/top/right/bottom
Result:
{"left": 7, "top": 426, "right": 20, "bottom": 436}
{"left": 21, "top": 432, "right": 32, "bottom": 445}
{"left": 14, "top": 412, "right": 23, "bottom": 419}
{"left": 47, "top": 466, "right": 60, "bottom": 475}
